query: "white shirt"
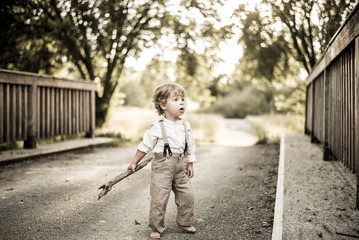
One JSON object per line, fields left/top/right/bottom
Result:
{"left": 137, "top": 118, "right": 197, "bottom": 162}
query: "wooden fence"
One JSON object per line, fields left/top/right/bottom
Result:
{"left": 305, "top": 4, "right": 359, "bottom": 208}
{"left": 0, "top": 69, "right": 97, "bottom": 148}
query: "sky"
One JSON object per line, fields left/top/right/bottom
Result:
{"left": 124, "top": 0, "right": 261, "bottom": 77}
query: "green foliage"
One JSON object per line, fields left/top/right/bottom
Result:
{"left": 246, "top": 113, "right": 305, "bottom": 144}
{"left": 0, "top": 141, "right": 23, "bottom": 151}
{"left": 234, "top": 0, "right": 356, "bottom": 79}
{"left": 96, "top": 106, "right": 224, "bottom": 146}
{"left": 184, "top": 113, "right": 224, "bottom": 145}
{"left": 274, "top": 81, "right": 306, "bottom": 116}
{"left": 120, "top": 79, "right": 149, "bottom": 108}
{"left": 0, "top": 0, "right": 228, "bottom": 127}
{"left": 0, "top": 1, "right": 61, "bottom": 74}
{"left": 209, "top": 84, "right": 274, "bottom": 118}
{"left": 119, "top": 55, "right": 216, "bottom": 109}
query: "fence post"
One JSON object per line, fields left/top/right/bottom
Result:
{"left": 311, "top": 82, "right": 316, "bottom": 143}
{"left": 24, "top": 84, "right": 37, "bottom": 148}
{"left": 86, "top": 90, "right": 95, "bottom": 138}
{"left": 304, "top": 86, "right": 309, "bottom": 134}
{"left": 323, "top": 68, "right": 331, "bottom": 160}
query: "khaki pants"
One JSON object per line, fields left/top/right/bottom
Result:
{"left": 149, "top": 153, "right": 194, "bottom": 233}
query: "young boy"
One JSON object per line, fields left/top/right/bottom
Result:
{"left": 127, "top": 83, "right": 196, "bottom": 239}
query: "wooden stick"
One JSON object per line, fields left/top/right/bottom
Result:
{"left": 336, "top": 231, "right": 359, "bottom": 239}
{"left": 98, "top": 157, "right": 154, "bottom": 200}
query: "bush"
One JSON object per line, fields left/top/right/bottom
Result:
{"left": 120, "top": 80, "right": 149, "bottom": 107}
{"left": 210, "top": 86, "right": 274, "bottom": 118}
{"left": 184, "top": 113, "right": 224, "bottom": 145}
{"left": 246, "top": 113, "right": 305, "bottom": 143}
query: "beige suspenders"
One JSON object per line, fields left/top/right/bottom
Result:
{"left": 159, "top": 119, "right": 172, "bottom": 156}
{"left": 159, "top": 119, "right": 189, "bottom": 157}
{"left": 183, "top": 121, "right": 188, "bottom": 155}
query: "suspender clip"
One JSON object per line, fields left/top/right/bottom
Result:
{"left": 163, "top": 143, "right": 172, "bottom": 157}
{"left": 184, "top": 142, "right": 188, "bottom": 155}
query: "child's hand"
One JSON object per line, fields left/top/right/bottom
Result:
{"left": 186, "top": 163, "right": 194, "bottom": 178}
{"left": 128, "top": 162, "right": 137, "bottom": 173}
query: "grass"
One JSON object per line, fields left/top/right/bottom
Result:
{"left": 0, "top": 109, "right": 304, "bottom": 151}
{"left": 245, "top": 113, "right": 305, "bottom": 144}
{"left": 96, "top": 106, "right": 225, "bottom": 147}
{"left": 185, "top": 113, "right": 224, "bottom": 145}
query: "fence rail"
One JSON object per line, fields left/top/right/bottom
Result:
{"left": 0, "top": 69, "right": 96, "bottom": 148}
{"left": 305, "top": 3, "right": 359, "bottom": 208}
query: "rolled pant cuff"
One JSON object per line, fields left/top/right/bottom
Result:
{"left": 149, "top": 225, "right": 165, "bottom": 234}
{"left": 177, "top": 221, "right": 193, "bottom": 227}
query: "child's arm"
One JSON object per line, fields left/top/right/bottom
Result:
{"left": 128, "top": 150, "right": 146, "bottom": 173}
{"left": 186, "top": 163, "right": 194, "bottom": 178}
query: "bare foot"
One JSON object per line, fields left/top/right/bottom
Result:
{"left": 150, "top": 231, "right": 161, "bottom": 239}
{"left": 179, "top": 226, "right": 196, "bottom": 233}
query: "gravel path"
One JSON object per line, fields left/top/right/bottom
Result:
{"left": 0, "top": 119, "right": 279, "bottom": 240}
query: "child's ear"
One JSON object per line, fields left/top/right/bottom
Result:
{"left": 160, "top": 102, "right": 166, "bottom": 110}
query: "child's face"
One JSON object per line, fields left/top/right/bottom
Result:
{"left": 161, "top": 91, "right": 186, "bottom": 121}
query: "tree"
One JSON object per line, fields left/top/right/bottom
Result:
{"left": 0, "top": 0, "right": 227, "bottom": 126}
{"left": 234, "top": 0, "right": 357, "bottom": 81}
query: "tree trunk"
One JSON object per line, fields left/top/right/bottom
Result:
{"left": 96, "top": 94, "right": 111, "bottom": 127}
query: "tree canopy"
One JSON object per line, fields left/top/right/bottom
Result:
{"left": 0, "top": 0, "right": 228, "bottom": 126}
{"left": 1, "top": 0, "right": 358, "bottom": 121}
{"left": 234, "top": 0, "right": 357, "bottom": 82}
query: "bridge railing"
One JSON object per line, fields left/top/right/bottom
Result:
{"left": 0, "top": 69, "right": 96, "bottom": 148}
{"left": 305, "top": 4, "right": 359, "bottom": 208}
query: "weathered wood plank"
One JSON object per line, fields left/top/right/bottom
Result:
{"left": 59, "top": 89, "right": 63, "bottom": 136}
{"left": 341, "top": 53, "right": 344, "bottom": 164}
{"left": 87, "top": 90, "right": 95, "bottom": 138}
{"left": 23, "top": 86, "right": 28, "bottom": 140}
{"left": 24, "top": 84, "right": 37, "bottom": 148}
{"left": 16, "top": 85, "right": 22, "bottom": 140}
{"left": 36, "top": 86, "right": 40, "bottom": 139}
{"left": 311, "top": 82, "right": 315, "bottom": 142}
{"left": 79, "top": 90, "right": 83, "bottom": 133}
{"left": 46, "top": 87, "right": 50, "bottom": 138}
{"left": 0, "top": 84, "right": 3, "bottom": 143}
{"left": 344, "top": 51, "right": 347, "bottom": 166}
{"left": 355, "top": 37, "right": 359, "bottom": 209}
{"left": 64, "top": 89, "right": 68, "bottom": 136}
{"left": 42, "top": 88, "right": 46, "bottom": 138}
{"left": 345, "top": 51, "right": 352, "bottom": 168}
{"left": 84, "top": 91, "right": 89, "bottom": 132}
{"left": 72, "top": 91, "right": 76, "bottom": 134}
{"left": 10, "top": 85, "right": 16, "bottom": 142}
{"left": 350, "top": 44, "right": 355, "bottom": 172}
{"left": 55, "top": 88, "right": 59, "bottom": 136}
{"left": 0, "top": 69, "right": 96, "bottom": 91}
{"left": 4, "top": 84, "right": 10, "bottom": 142}
{"left": 349, "top": 45, "right": 354, "bottom": 172}
{"left": 68, "top": 89, "right": 72, "bottom": 135}
{"left": 323, "top": 68, "right": 330, "bottom": 160}
{"left": 50, "top": 88, "right": 55, "bottom": 137}
{"left": 75, "top": 90, "right": 79, "bottom": 134}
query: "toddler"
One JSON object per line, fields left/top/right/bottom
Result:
{"left": 127, "top": 83, "right": 196, "bottom": 239}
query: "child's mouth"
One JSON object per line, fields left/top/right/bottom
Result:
{"left": 179, "top": 108, "right": 184, "bottom": 111}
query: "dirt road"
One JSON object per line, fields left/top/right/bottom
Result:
{"left": 0, "top": 119, "right": 279, "bottom": 240}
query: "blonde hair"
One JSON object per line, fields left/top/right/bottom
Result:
{"left": 152, "top": 83, "right": 185, "bottom": 116}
